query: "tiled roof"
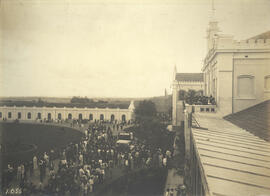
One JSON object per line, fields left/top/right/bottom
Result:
{"left": 224, "top": 100, "right": 270, "bottom": 141}
{"left": 175, "top": 73, "right": 204, "bottom": 82}
{"left": 248, "top": 31, "right": 270, "bottom": 40}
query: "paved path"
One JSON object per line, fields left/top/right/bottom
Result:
{"left": 164, "top": 168, "right": 183, "bottom": 196}
{"left": 163, "top": 128, "right": 184, "bottom": 196}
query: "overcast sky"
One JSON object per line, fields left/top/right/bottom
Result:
{"left": 1, "top": 0, "right": 270, "bottom": 98}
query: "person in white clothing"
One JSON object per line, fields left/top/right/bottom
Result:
{"left": 33, "top": 156, "right": 38, "bottom": 170}
{"left": 79, "top": 154, "right": 83, "bottom": 166}
{"left": 89, "top": 177, "right": 94, "bottom": 192}
{"left": 17, "top": 165, "right": 22, "bottom": 181}
{"left": 163, "top": 157, "right": 167, "bottom": 168}
{"left": 21, "top": 164, "right": 25, "bottom": 180}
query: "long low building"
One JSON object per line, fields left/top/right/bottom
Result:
{"left": 0, "top": 101, "right": 135, "bottom": 122}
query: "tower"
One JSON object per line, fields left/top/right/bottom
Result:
{"left": 206, "top": 0, "right": 219, "bottom": 50}
{"left": 173, "top": 64, "right": 177, "bottom": 81}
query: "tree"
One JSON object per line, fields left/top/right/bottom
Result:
{"left": 134, "top": 100, "right": 157, "bottom": 123}
{"left": 133, "top": 100, "right": 174, "bottom": 151}
{"left": 178, "top": 90, "right": 187, "bottom": 101}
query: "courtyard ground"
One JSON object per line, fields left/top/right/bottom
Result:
{"left": 1, "top": 120, "right": 132, "bottom": 195}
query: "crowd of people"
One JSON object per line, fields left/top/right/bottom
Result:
{"left": 165, "top": 185, "right": 186, "bottom": 196}
{"left": 178, "top": 89, "right": 216, "bottom": 105}
{"left": 2, "top": 120, "right": 174, "bottom": 196}
{"left": 185, "top": 95, "right": 216, "bottom": 105}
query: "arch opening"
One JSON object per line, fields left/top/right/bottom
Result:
{"left": 48, "top": 113, "right": 52, "bottom": 120}
{"left": 79, "top": 113, "right": 83, "bottom": 120}
{"left": 27, "top": 112, "right": 31, "bottom": 119}
{"left": 89, "top": 114, "right": 93, "bottom": 121}
{"left": 100, "top": 114, "right": 104, "bottom": 121}
{"left": 18, "top": 112, "right": 21, "bottom": 119}
{"left": 37, "top": 113, "right": 42, "bottom": 119}
{"left": 111, "top": 114, "right": 115, "bottom": 122}
{"left": 122, "top": 114, "right": 126, "bottom": 122}
{"left": 58, "top": 113, "right": 62, "bottom": 120}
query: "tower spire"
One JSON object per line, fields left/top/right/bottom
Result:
{"left": 211, "top": 0, "right": 216, "bottom": 21}
{"left": 207, "top": 0, "right": 219, "bottom": 50}
{"left": 173, "top": 64, "right": 177, "bottom": 80}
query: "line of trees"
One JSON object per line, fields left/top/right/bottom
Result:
{"left": 70, "top": 97, "right": 108, "bottom": 104}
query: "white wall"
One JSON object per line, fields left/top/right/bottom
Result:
{"left": 233, "top": 56, "right": 270, "bottom": 113}
{"left": 0, "top": 106, "right": 134, "bottom": 122}
{"left": 203, "top": 37, "right": 270, "bottom": 116}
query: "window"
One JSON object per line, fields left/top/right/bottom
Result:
{"left": 18, "top": 112, "right": 21, "bottom": 119}
{"left": 237, "top": 75, "right": 254, "bottom": 97}
{"left": 27, "top": 112, "right": 31, "bottom": 119}
{"left": 0, "top": 112, "right": 2, "bottom": 118}
{"left": 68, "top": 113, "right": 72, "bottom": 120}
{"left": 89, "top": 114, "right": 93, "bottom": 120}
{"left": 37, "top": 113, "right": 42, "bottom": 119}
{"left": 265, "top": 75, "right": 270, "bottom": 90}
{"left": 8, "top": 112, "right": 12, "bottom": 118}
{"left": 58, "top": 113, "right": 62, "bottom": 120}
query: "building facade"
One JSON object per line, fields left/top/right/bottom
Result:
{"left": 203, "top": 21, "right": 270, "bottom": 116}
{"left": 0, "top": 101, "right": 135, "bottom": 122}
{"left": 172, "top": 67, "right": 204, "bottom": 126}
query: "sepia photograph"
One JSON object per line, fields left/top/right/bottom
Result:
{"left": 0, "top": 0, "right": 270, "bottom": 195}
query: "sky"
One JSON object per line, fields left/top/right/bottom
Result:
{"left": 1, "top": 0, "right": 270, "bottom": 98}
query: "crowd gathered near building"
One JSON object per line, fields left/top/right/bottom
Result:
{"left": 2, "top": 120, "right": 174, "bottom": 196}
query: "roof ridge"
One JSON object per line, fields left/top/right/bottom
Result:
{"left": 175, "top": 72, "right": 204, "bottom": 82}
{"left": 247, "top": 30, "right": 270, "bottom": 40}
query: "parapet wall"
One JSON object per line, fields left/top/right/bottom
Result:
{"left": 185, "top": 105, "right": 217, "bottom": 113}
{"left": 217, "top": 36, "right": 270, "bottom": 50}
{"left": 204, "top": 36, "right": 270, "bottom": 67}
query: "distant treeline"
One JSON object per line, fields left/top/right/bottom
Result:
{"left": 70, "top": 96, "right": 107, "bottom": 104}
{"left": 0, "top": 97, "right": 129, "bottom": 109}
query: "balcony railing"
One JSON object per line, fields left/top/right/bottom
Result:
{"left": 185, "top": 104, "right": 217, "bottom": 113}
